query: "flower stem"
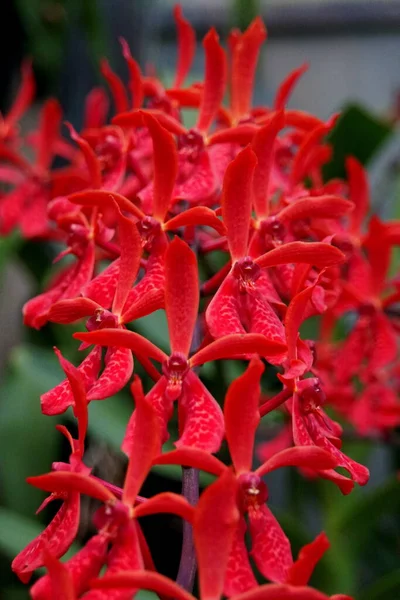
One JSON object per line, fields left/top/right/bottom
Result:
{"left": 176, "top": 466, "right": 199, "bottom": 591}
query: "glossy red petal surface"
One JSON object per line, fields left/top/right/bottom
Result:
{"left": 256, "top": 447, "right": 338, "bottom": 477}
{"left": 68, "top": 189, "right": 144, "bottom": 219}
{"left": 191, "top": 333, "right": 287, "bottom": 367}
{"left": 278, "top": 195, "right": 353, "bottom": 223}
{"left": 27, "top": 472, "right": 114, "bottom": 503}
{"left": 87, "top": 346, "right": 133, "bottom": 401}
{"left": 152, "top": 447, "right": 225, "bottom": 476}
{"left": 225, "top": 358, "right": 264, "bottom": 474}
{"left": 177, "top": 372, "right": 224, "bottom": 453}
{"left": 48, "top": 297, "right": 100, "bottom": 324}
{"left": 194, "top": 469, "right": 240, "bottom": 600}
{"left": 221, "top": 145, "right": 257, "bottom": 261}
{"left": 197, "top": 29, "right": 227, "bottom": 132}
{"left": 134, "top": 491, "right": 195, "bottom": 523}
{"left": 165, "top": 237, "right": 199, "bottom": 356}
{"left": 74, "top": 329, "right": 167, "bottom": 364}
{"left": 165, "top": 206, "right": 226, "bottom": 236}
{"left": 224, "top": 518, "right": 258, "bottom": 597}
{"left": 123, "top": 376, "right": 161, "bottom": 506}
{"left": 256, "top": 242, "right": 345, "bottom": 270}
{"left": 248, "top": 504, "right": 293, "bottom": 583}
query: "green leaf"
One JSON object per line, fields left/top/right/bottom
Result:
{"left": 324, "top": 104, "right": 393, "bottom": 180}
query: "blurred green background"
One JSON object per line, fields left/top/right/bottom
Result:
{"left": 1, "top": 1, "right": 400, "bottom": 598}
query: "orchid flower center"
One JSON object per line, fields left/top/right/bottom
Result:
{"left": 260, "top": 217, "right": 286, "bottom": 250}
{"left": 93, "top": 500, "right": 131, "bottom": 537}
{"left": 162, "top": 352, "right": 190, "bottom": 401}
{"left": 86, "top": 308, "right": 118, "bottom": 332}
{"left": 299, "top": 380, "right": 326, "bottom": 414}
{"left": 232, "top": 257, "right": 261, "bottom": 292}
{"left": 238, "top": 472, "right": 268, "bottom": 510}
{"left": 177, "top": 129, "right": 205, "bottom": 163}
{"left": 137, "top": 216, "right": 162, "bottom": 249}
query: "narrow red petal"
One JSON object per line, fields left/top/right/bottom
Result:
{"left": 256, "top": 446, "right": 338, "bottom": 478}
{"left": 152, "top": 447, "right": 225, "bottom": 476}
{"left": 120, "top": 38, "right": 144, "bottom": 109}
{"left": 66, "top": 123, "right": 102, "bottom": 189}
{"left": 27, "top": 472, "right": 114, "bottom": 503}
{"left": 121, "top": 287, "right": 165, "bottom": 324}
{"left": 6, "top": 59, "right": 36, "bottom": 128}
{"left": 100, "top": 59, "right": 129, "bottom": 114}
{"left": 142, "top": 111, "right": 178, "bottom": 221}
{"left": 68, "top": 189, "right": 145, "bottom": 219}
{"left": 173, "top": 5, "right": 196, "bottom": 88}
{"left": 134, "top": 491, "right": 195, "bottom": 523}
{"left": 91, "top": 570, "right": 194, "bottom": 600}
{"left": 190, "top": 333, "right": 287, "bottom": 367}
{"left": 231, "top": 17, "right": 267, "bottom": 121}
{"left": 73, "top": 329, "right": 167, "bottom": 364}
{"left": 194, "top": 469, "right": 240, "bottom": 600}
{"left": 225, "top": 358, "right": 264, "bottom": 474}
{"left": 286, "top": 532, "right": 330, "bottom": 586}
{"left": 278, "top": 195, "right": 353, "bottom": 223}
{"left": 224, "top": 519, "right": 258, "bottom": 597}
{"left": 37, "top": 99, "right": 62, "bottom": 171}
{"left": 41, "top": 549, "right": 75, "bottom": 600}
{"left": 84, "top": 87, "right": 109, "bottom": 129}
{"left": 123, "top": 375, "right": 161, "bottom": 506}
{"left": 164, "top": 206, "right": 226, "bottom": 236}
{"left": 112, "top": 108, "right": 187, "bottom": 135}
{"left": 256, "top": 242, "right": 345, "bottom": 270}
{"left": 112, "top": 208, "right": 142, "bottom": 316}
{"left": 196, "top": 29, "right": 227, "bottom": 133}
{"left": 284, "top": 282, "right": 318, "bottom": 362}
{"left": 48, "top": 298, "right": 100, "bottom": 324}
{"left": 221, "top": 145, "right": 258, "bottom": 261}
{"left": 205, "top": 274, "right": 246, "bottom": 338}
{"left": 252, "top": 112, "right": 284, "bottom": 219}
{"left": 165, "top": 237, "right": 199, "bottom": 356}
{"left": 86, "top": 346, "right": 133, "bottom": 401}
{"left": 346, "top": 156, "right": 369, "bottom": 234}
{"left": 274, "top": 64, "right": 308, "bottom": 110}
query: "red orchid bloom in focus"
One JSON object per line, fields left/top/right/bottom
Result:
{"left": 90, "top": 466, "right": 352, "bottom": 600}
{"left": 205, "top": 145, "right": 346, "bottom": 362}
{"left": 153, "top": 358, "right": 338, "bottom": 593}
{"left": 27, "top": 376, "right": 194, "bottom": 599}
{"left": 73, "top": 236, "right": 287, "bottom": 453}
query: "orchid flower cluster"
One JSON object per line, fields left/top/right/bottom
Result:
{"left": 3, "top": 6, "right": 400, "bottom": 600}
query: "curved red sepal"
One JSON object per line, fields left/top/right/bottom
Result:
{"left": 27, "top": 472, "right": 114, "bottom": 503}
{"left": 165, "top": 237, "right": 199, "bottom": 356}
{"left": 286, "top": 532, "right": 330, "bottom": 586}
{"left": 100, "top": 58, "right": 129, "bottom": 114}
{"left": 152, "top": 447, "right": 225, "bottom": 476}
{"left": 225, "top": 358, "right": 264, "bottom": 474}
{"left": 164, "top": 206, "right": 226, "bottom": 236}
{"left": 256, "top": 446, "right": 338, "bottom": 478}
{"left": 120, "top": 38, "right": 144, "bottom": 109}
{"left": 196, "top": 29, "right": 227, "bottom": 133}
{"left": 173, "top": 5, "right": 196, "bottom": 88}
{"left": 274, "top": 64, "right": 308, "bottom": 111}
{"left": 191, "top": 333, "right": 287, "bottom": 367}
{"left": 134, "top": 491, "right": 195, "bottom": 523}
{"left": 346, "top": 156, "right": 369, "bottom": 234}
{"left": 278, "top": 195, "right": 353, "bottom": 223}
{"left": 221, "top": 145, "right": 258, "bottom": 261}
{"left": 256, "top": 242, "right": 345, "bottom": 270}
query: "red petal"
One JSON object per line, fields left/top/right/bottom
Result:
{"left": 194, "top": 469, "right": 240, "bottom": 600}
{"left": 205, "top": 274, "right": 246, "bottom": 338}
{"left": 120, "top": 38, "right": 144, "bottom": 109}
{"left": 48, "top": 297, "right": 100, "bottom": 324}
{"left": 248, "top": 504, "right": 292, "bottom": 583}
{"left": 252, "top": 112, "right": 285, "bottom": 218}
{"left": 122, "top": 377, "right": 170, "bottom": 455}
{"left": 68, "top": 189, "right": 145, "bottom": 219}
{"left": 346, "top": 156, "right": 369, "bottom": 234}
{"left": 286, "top": 532, "right": 330, "bottom": 586}
{"left": 235, "top": 583, "right": 332, "bottom": 600}
{"left": 165, "top": 237, "right": 198, "bottom": 356}
{"left": 152, "top": 447, "right": 225, "bottom": 476}
{"left": 87, "top": 346, "right": 133, "bottom": 401}
{"left": 224, "top": 519, "right": 258, "bottom": 597}
{"left": 141, "top": 111, "right": 178, "bottom": 221}
{"left": 6, "top": 60, "right": 35, "bottom": 128}
{"left": 165, "top": 206, "right": 226, "bottom": 236}
{"left": 41, "top": 549, "right": 75, "bottom": 600}
{"left": 134, "top": 492, "right": 195, "bottom": 523}
{"left": 274, "top": 64, "right": 308, "bottom": 110}
{"left": 191, "top": 333, "right": 287, "bottom": 367}
{"left": 84, "top": 87, "right": 109, "bottom": 129}
{"left": 256, "top": 242, "right": 345, "bottom": 270}
{"left": 91, "top": 570, "right": 194, "bottom": 600}
{"left": 41, "top": 347, "right": 102, "bottom": 416}
{"left": 196, "top": 29, "right": 227, "bottom": 133}
{"left": 284, "top": 283, "right": 317, "bottom": 362}
{"left": 112, "top": 108, "right": 187, "bottom": 136}
{"left": 54, "top": 348, "right": 88, "bottom": 454}
{"left": 230, "top": 17, "right": 267, "bottom": 121}
{"left": 37, "top": 99, "right": 62, "bottom": 170}
{"left": 176, "top": 372, "right": 224, "bottom": 453}
{"left": 173, "top": 5, "right": 196, "bottom": 88}
{"left": 247, "top": 292, "right": 287, "bottom": 360}
{"left": 290, "top": 124, "right": 331, "bottom": 185}
{"left": 121, "top": 287, "right": 164, "bottom": 324}
{"left": 31, "top": 533, "right": 108, "bottom": 600}
{"left": 207, "top": 124, "right": 258, "bottom": 146}
{"left": 66, "top": 124, "right": 102, "bottom": 189}
{"left": 369, "top": 312, "right": 397, "bottom": 372}
{"left": 278, "top": 195, "right": 353, "bottom": 223}
{"left": 27, "top": 472, "right": 114, "bottom": 503}
{"left": 123, "top": 376, "right": 161, "bottom": 506}
{"left": 100, "top": 59, "right": 129, "bottom": 114}
{"left": 12, "top": 493, "right": 80, "bottom": 582}
{"left": 112, "top": 208, "right": 142, "bottom": 316}
{"left": 73, "top": 329, "right": 167, "bottom": 364}
{"left": 225, "top": 358, "right": 264, "bottom": 474}
{"left": 85, "top": 259, "right": 121, "bottom": 309}
{"left": 222, "top": 145, "right": 258, "bottom": 261}
{"left": 173, "top": 150, "right": 217, "bottom": 203}
{"left": 256, "top": 447, "right": 338, "bottom": 477}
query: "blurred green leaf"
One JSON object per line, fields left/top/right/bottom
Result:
{"left": 324, "top": 104, "right": 393, "bottom": 180}
{"left": 0, "top": 233, "right": 22, "bottom": 279}
{"left": 359, "top": 569, "right": 400, "bottom": 600}
{"left": 0, "top": 345, "right": 61, "bottom": 515}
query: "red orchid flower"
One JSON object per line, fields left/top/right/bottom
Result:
{"left": 205, "top": 145, "right": 346, "bottom": 362}
{"left": 90, "top": 469, "right": 351, "bottom": 600}
{"left": 27, "top": 376, "right": 194, "bottom": 599}
{"left": 152, "top": 358, "right": 338, "bottom": 592}
{"left": 12, "top": 351, "right": 90, "bottom": 582}
{"left": 73, "top": 237, "right": 287, "bottom": 453}
{"left": 0, "top": 60, "right": 35, "bottom": 143}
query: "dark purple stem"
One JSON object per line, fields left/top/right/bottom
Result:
{"left": 176, "top": 466, "right": 199, "bottom": 591}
